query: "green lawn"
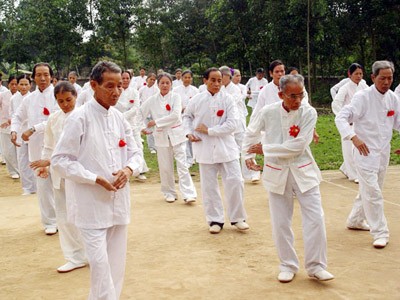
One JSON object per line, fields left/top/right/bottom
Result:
{"left": 141, "top": 112, "right": 400, "bottom": 178}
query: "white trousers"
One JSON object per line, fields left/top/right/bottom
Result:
{"left": 268, "top": 172, "right": 327, "bottom": 275}
{"left": 339, "top": 139, "right": 358, "bottom": 181}
{"left": 234, "top": 131, "right": 261, "bottom": 181}
{"left": 36, "top": 170, "right": 57, "bottom": 229}
{"left": 351, "top": 166, "right": 389, "bottom": 240}
{"left": 80, "top": 225, "right": 128, "bottom": 300}
{"left": 16, "top": 143, "right": 36, "bottom": 193}
{"left": 0, "top": 132, "right": 19, "bottom": 176}
{"left": 199, "top": 160, "right": 247, "bottom": 224}
{"left": 53, "top": 180, "right": 86, "bottom": 264}
{"left": 156, "top": 141, "right": 197, "bottom": 199}
{"left": 133, "top": 131, "right": 149, "bottom": 173}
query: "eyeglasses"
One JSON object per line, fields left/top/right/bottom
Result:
{"left": 283, "top": 92, "right": 305, "bottom": 100}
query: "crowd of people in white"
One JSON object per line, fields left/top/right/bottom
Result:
{"left": 0, "top": 59, "right": 399, "bottom": 298}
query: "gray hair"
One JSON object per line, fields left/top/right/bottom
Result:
{"left": 157, "top": 72, "right": 173, "bottom": 83}
{"left": 372, "top": 60, "right": 395, "bottom": 76}
{"left": 279, "top": 74, "right": 304, "bottom": 92}
{"left": 233, "top": 69, "right": 241, "bottom": 76}
{"left": 219, "top": 66, "right": 232, "bottom": 78}
{"left": 90, "top": 61, "right": 122, "bottom": 84}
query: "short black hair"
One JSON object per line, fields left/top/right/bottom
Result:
{"left": 90, "top": 61, "right": 121, "bottom": 84}
{"left": 203, "top": 67, "right": 220, "bottom": 80}
{"left": 32, "top": 63, "right": 54, "bottom": 78}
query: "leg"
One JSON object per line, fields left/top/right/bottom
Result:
{"left": 17, "top": 143, "right": 36, "bottom": 194}
{"left": 0, "top": 132, "right": 19, "bottom": 176}
{"left": 173, "top": 142, "right": 197, "bottom": 199}
{"left": 340, "top": 139, "right": 358, "bottom": 181}
{"left": 220, "top": 160, "right": 247, "bottom": 223}
{"left": 156, "top": 146, "right": 177, "bottom": 200}
{"left": 199, "top": 163, "right": 224, "bottom": 224}
{"left": 36, "top": 171, "right": 57, "bottom": 230}
{"left": 80, "top": 227, "right": 117, "bottom": 300}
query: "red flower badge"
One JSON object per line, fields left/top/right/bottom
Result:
{"left": 144, "top": 82, "right": 147, "bottom": 86}
{"left": 166, "top": 104, "right": 171, "bottom": 111}
{"left": 43, "top": 107, "right": 50, "bottom": 116}
{"left": 216, "top": 110, "right": 224, "bottom": 117}
{"left": 387, "top": 110, "right": 395, "bottom": 117}
{"left": 119, "top": 139, "right": 126, "bottom": 147}
{"left": 259, "top": 86, "right": 263, "bottom": 90}
{"left": 289, "top": 125, "right": 300, "bottom": 138}
{"left": 129, "top": 100, "right": 135, "bottom": 104}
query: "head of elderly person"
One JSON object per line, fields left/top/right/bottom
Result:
{"left": 90, "top": 61, "right": 123, "bottom": 109}
{"left": 32, "top": 62, "right": 54, "bottom": 92}
{"left": 157, "top": 72, "right": 173, "bottom": 96}
{"left": 219, "top": 66, "right": 233, "bottom": 87}
{"left": 232, "top": 69, "right": 242, "bottom": 85}
{"left": 278, "top": 74, "right": 305, "bottom": 111}
{"left": 371, "top": 60, "right": 394, "bottom": 94}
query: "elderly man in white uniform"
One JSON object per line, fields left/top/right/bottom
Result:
{"left": 11, "top": 63, "right": 57, "bottom": 235}
{"left": 183, "top": 67, "right": 249, "bottom": 234}
{"left": 52, "top": 61, "right": 143, "bottom": 300}
{"left": 335, "top": 60, "right": 400, "bottom": 249}
{"left": 243, "top": 74, "right": 334, "bottom": 283}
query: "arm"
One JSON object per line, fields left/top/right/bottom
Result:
{"left": 207, "top": 95, "right": 238, "bottom": 137}
{"left": 153, "top": 93, "right": 182, "bottom": 128}
{"left": 331, "top": 84, "right": 347, "bottom": 115}
{"left": 182, "top": 99, "right": 201, "bottom": 142}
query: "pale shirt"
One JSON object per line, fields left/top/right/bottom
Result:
{"left": 235, "top": 83, "right": 248, "bottom": 103}
{"left": 0, "top": 90, "right": 13, "bottom": 133}
{"left": 10, "top": 85, "right": 58, "bottom": 161}
{"left": 51, "top": 99, "right": 143, "bottom": 229}
{"left": 76, "top": 88, "right": 94, "bottom": 107}
{"left": 114, "top": 87, "right": 140, "bottom": 113}
{"left": 221, "top": 82, "right": 247, "bottom": 132}
{"left": 394, "top": 84, "right": 400, "bottom": 97}
{"left": 123, "top": 98, "right": 142, "bottom": 135}
{"left": 252, "top": 81, "right": 280, "bottom": 118}
{"left": 173, "top": 84, "right": 199, "bottom": 110}
{"left": 330, "top": 78, "right": 367, "bottom": 100}
{"left": 82, "top": 81, "right": 91, "bottom": 91}
{"left": 139, "top": 85, "right": 159, "bottom": 103}
{"left": 198, "top": 84, "right": 207, "bottom": 93}
{"left": 140, "top": 91, "right": 186, "bottom": 147}
{"left": 0, "top": 85, "right": 8, "bottom": 93}
{"left": 73, "top": 82, "right": 82, "bottom": 94}
{"left": 42, "top": 109, "right": 72, "bottom": 189}
{"left": 135, "top": 76, "right": 147, "bottom": 90}
{"left": 172, "top": 79, "right": 183, "bottom": 89}
{"left": 243, "top": 101, "right": 321, "bottom": 195}
{"left": 128, "top": 77, "right": 137, "bottom": 90}
{"left": 245, "top": 76, "right": 268, "bottom": 101}
{"left": 9, "top": 91, "right": 30, "bottom": 143}
{"left": 332, "top": 79, "right": 369, "bottom": 115}
{"left": 183, "top": 90, "right": 240, "bottom": 164}
{"left": 335, "top": 85, "right": 400, "bottom": 172}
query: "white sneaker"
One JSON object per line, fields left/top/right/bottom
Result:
{"left": 373, "top": 238, "right": 388, "bottom": 249}
{"left": 310, "top": 270, "right": 334, "bottom": 281}
{"left": 278, "top": 271, "right": 295, "bottom": 283}
{"left": 11, "top": 174, "right": 20, "bottom": 179}
{"left": 251, "top": 175, "right": 260, "bottom": 183}
{"left": 354, "top": 179, "right": 359, "bottom": 184}
{"left": 137, "top": 174, "right": 147, "bottom": 181}
{"left": 45, "top": 227, "right": 58, "bottom": 235}
{"left": 184, "top": 198, "right": 196, "bottom": 203}
{"left": 165, "top": 196, "right": 176, "bottom": 203}
{"left": 57, "top": 262, "right": 86, "bottom": 273}
{"left": 209, "top": 224, "right": 222, "bottom": 234}
{"left": 233, "top": 221, "right": 250, "bottom": 231}
{"left": 347, "top": 220, "right": 370, "bottom": 231}
{"left": 150, "top": 149, "right": 156, "bottom": 154}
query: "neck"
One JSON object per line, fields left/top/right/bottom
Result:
{"left": 282, "top": 102, "right": 290, "bottom": 112}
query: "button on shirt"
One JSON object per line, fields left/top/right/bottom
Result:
{"left": 51, "top": 99, "right": 143, "bottom": 229}
{"left": 335, "top": 85, "right": 400, "bottom": 172}
{"left": 183, "top": 90, "right": 240, "bottom": 164}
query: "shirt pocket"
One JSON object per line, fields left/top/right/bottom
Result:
{"left": 263, "top": 161, "right": 287, "bottom": 185}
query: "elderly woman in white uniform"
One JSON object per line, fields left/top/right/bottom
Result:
{"left": 140, "top": 73, "right": 197, "bottom": 203}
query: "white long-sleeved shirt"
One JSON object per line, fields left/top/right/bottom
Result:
{"left": 0, "top": 90, "right": 13, "bottom": 133}
{"left": 114, "top": 87, "right": 140, "bottom": 113}
{"left": 332, "top": 79, "right": 368, "bottom": 115}
{"left": 73, "top": 83, "right": 82, "bottom": 95}
{"left": 42, "top": 109, "right": 72, "bottom": 189}
{"left": 330, "top": 78, "right": 367, "bottom": 100}
{"left": 335, "top": 84, "right": 400, "bottom": 172}
{"left": 51, "top": 99, "right": 143, "bottom": 229}
{"left": 183, "top": 90, "right": 240, "bottom": 164}
{"left": 172, "top": 79, "right": 183, "bottom": 89}
{"left": 138, "top": 84, "right": 159, "bottom": 104}
{"left": 221, "top": 82, "right": 247, "bottom": 132}
{"left": 123, "top": 97, "right": 142, "bottom": 135}
{"left": 76, "top": 88, "right": 94, "bottom": 107}
{"left": 173, "top": 84, "right": 199, "bottom": 110}
{"left": 10, "top": 85, "right": 58, "bottom": 161}
{"left": 0, "top": 85, "right": 8, "bottom": 93}
{"left": 394, "top": 83, "right": 400, "bottom": 97}
{"left": 243, "top": 101, "right": 321, "bottom": 195}
{"left": 9, "top": 91, "right": 30, "bottom": 143}
{"left": 140, "top": 91, "right": 186, "bottom": 147}
{"left": 246, "top": 76, "right": 268, "bottom": 101}
{"left": 252, "top": 81, "right": 280, "bottom": 118}
{"left": 135, "top": 76, "right": 147, "bottom": 90}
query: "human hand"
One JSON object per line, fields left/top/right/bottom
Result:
{"left": 313, "top": 129, "right": 319, "bottom": 144}
{"left": 147, "top": 120, "right": 156, "bottom": 127}
{"left": 37, "top": 167, "right": 49, "bottom": 178}
{"left": 10, "top": 132, "right": 21, "bottom": 147}
{"left": 195, "top": 123, "right": 208, "bottom": 134}
{"left": 30, "top": 159, "right": 51, "bottom": 170}
{"left": 96, "top": 176, "right": 117, "bottom": 192}
{"left": 187, "top": 134, "right": 202, "bottom": 142}
{"left": 394, "top": 149, "right": 400, "bottom": 155}
{"left": 112, "top": 167, "right": 132, "bottom": 190}
{"left": 247, "top": 143, "right": 263, "bottom": 155}
{"left": 245, "top": 158, "right": 262, "bottom": 171}
{"left": 351, "top": 135, "right": 369, "bottom": 156}
{"left": 22, "top": 129, "right": 33, "bottom": 142}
